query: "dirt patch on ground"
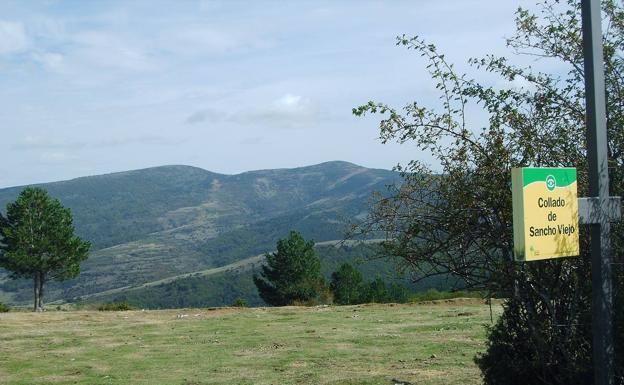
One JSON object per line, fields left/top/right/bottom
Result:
{"left": 409, "top": 368, "right": 448, "bottom": 378}
{"left": 37, "top": 373, "right": 83, "bottom": 383}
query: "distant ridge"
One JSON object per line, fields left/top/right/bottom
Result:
{"left": 0, "top": 161, "right": 379, "bottom": 190}
{"left": 0, "top": 161, "right": 400, "bottom": 306}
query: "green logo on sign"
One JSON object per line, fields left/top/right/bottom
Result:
{"left": 546, "top": 175, "right": 556, "bottom": 191}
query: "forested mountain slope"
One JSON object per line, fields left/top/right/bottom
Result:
{"left": 0, "top": 161, "right": 401, "bottom": 305}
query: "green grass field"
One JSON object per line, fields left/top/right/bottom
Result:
{"left": 0, "top": 300, "right": 500, "bottom": 385}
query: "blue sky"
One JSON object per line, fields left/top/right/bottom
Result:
{"left": 0, "top": 0, "right": 538, "bottom": 188}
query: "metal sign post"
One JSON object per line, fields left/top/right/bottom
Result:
{"left": 580, "top": 1, "right": 622, "bottom": 384}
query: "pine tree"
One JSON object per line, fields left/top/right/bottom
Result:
{"left": 253, "top": 231, "right": 325, "bottom": 306}
{"left": 330, "top": 263, "right": 364, "bottom": 305}
{"left": 0, "top": 187, "right": 90, "bottom": 311}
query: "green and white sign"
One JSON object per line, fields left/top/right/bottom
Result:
{"left": 512, "top": 167, "right": 580, "bottom": 261}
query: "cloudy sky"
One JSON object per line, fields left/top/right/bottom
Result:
{"left": 0, "top": 0, "right": 540, "bottom": 188}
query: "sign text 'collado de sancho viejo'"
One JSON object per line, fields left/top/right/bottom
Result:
{"left": 512, "top": 167, "right": 580, "bottom": 261}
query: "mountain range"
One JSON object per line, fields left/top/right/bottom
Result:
{"left": 0, "top": 161, "right": 429, "bottom": 307}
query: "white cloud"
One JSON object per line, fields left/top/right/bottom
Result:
{"left": 13, "top": 136, "right": 85, "bottom": 150}
{"left": 185, "top": 108, "right": 223, "bottom": 125}
{"left": 173, "top": 27, "right": 239, "bottom": 53}
{"left": 198, "top": 0, "right": 221, "bottom": 12}
{"left": 93, "top": 135, "right": 184, "bottom": 148}
{"left": 232, "top": 93, "right": 320, "bottom": 129}
{"left": 0, "top": 21, "right": 28, "bottom": 55}
{"left": 185, "top": 94, "right": 319, "bottom": 129}
{"left": 32, "top": 16, "right": 66, "bottom": 39}
{"left": 39, "top": 151, "right": 78, "bottom": 163}
{"left": 72, "top": 31, "right": 156, "bottom": 71}
{"left": 275, "top": 94, "right": 302, "bottom": 108}
{"left": 161, "top": 25, "right": 273, "bottom": 56}
{"left": 239, "top": 136, "right": 264, "bottom": 145}
{"left": 31, "top": 51, "right": 64, "bottom": 70}
{"left": 13, "top": 135, "right": 182, "bottom": 151}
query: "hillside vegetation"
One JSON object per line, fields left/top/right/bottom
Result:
{"left": 0, "top": 162, "right": 401, "bottom": 306}
{"left": 88, "top": 243, "right": 452, "bottom": 309}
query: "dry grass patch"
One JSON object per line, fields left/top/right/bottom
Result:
{"left": 0, "top": 302, "right": 500, "bottom": 385}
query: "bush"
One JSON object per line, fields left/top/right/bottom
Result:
{"left": 328, "top": 262, "right": 418, "bottom": 305}
{"left": 290, "top": 280, "right": 333, "bottom": 306}
{"left": 359, "top": 277, "right": 391, "bottom": 303}
{"left": 97, "top": 302, "right": 134, "bottom": 311}
{"left": 330, "top": 263, "right": 364, "bottom": 305}
{"left": 313, "top": 282, "right": 334, "bottom": 305}
{"left": 231, "top": 298, "right": 247, "bottom": 307}
{"left": 0, "top": 302, "right": 10, "bottom": 312}
{"left": 387, "top": 283, "right": 410, "bottom": 303}
{"left": 475, "top": 295, "right": 593, "bottom": 385}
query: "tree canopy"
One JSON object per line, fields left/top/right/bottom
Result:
{"left": 330, "top": 263, "right": 364, "bottom": 305}
{"left": 0, "top": 187, "right": 90, "bottom": 311}
{"left": 253, "top": 231, "right": 326, "bottom": 306}
{"left": 354, "top": 0, "right": 623, "bottom": 383}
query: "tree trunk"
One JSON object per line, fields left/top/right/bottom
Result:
{"left": 33, "top": 272, "right": 41, "bottom": 312}
{"left": 38, "top": 273, "right": 45, "bottom": 311}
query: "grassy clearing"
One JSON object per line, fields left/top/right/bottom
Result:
{"left": 0, "top": 299, "right": 500, "bottom": 385}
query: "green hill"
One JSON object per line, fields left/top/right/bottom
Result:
{"left": 79, "top": 242, "right": 453, "bottom": 309}
{"left": 0, "top": 161, "right": 404, "bottom": 306}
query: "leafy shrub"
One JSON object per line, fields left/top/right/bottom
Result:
{"left": 0, "top": 302, "right": 10, "bottom": 312}
{"left": 330, "top": 263, "right": 364, "bottom": 305}
{"left": 290, "top": 280, "right": 333, "bottom": 306}
{"left": 97, "top": 302, "right": 134, "bottom": 311}
{"left": 231, "top": 298, "right": 248, "bottom": 307}
{"left": 475, "top": 295, "right": 594, "bottom": 385}
{"left": 329, "top": 263, "right": 413, "bottom": 305}
{"left": 387, "top": 283, "right": 410, "bottom": 303}
{"left": 362, "top": 277, "right": 390, "bottom": 303}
